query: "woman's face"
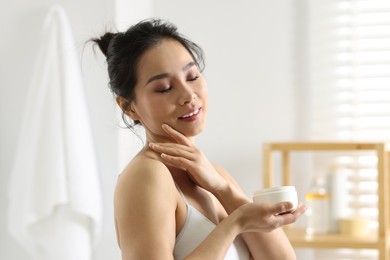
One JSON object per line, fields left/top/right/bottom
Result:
{"left": 130, "top": 39, "right": 208, "bottom": 142}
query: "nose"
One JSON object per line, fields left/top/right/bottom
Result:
{"left": 178, "top": 83, "right": 196, "bottom": 105}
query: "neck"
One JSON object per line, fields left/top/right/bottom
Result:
{"left": 144, "top": 130, "right": 196, "bottom": 145}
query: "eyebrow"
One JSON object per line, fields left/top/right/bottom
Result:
{"left": 144, "top": 61, "right": 196, "bottom": 86}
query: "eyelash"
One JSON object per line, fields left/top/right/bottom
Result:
{"left": 155, "top": 74, "right": 200, "bottom": 93}
{"left": 188, "top": 74, "right": 199, "bottom": 81}
{"left": 156, "top": 86, "right": 172, "bottom": 93}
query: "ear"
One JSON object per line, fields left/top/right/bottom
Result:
{"left": 116, "top": 96, "right": 140, "bottom": 121}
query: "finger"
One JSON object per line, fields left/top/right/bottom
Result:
{"left": 268, "top": 201, "right": 294, "bottom": 215}
{"left": 161, "top": 153, "right": 194, "bottom": 170}
{"left": 149, "top": 143, "right": 195, "bottom": 159}
{"left": 150, "top": 142, "right": 193, "bottom": 152}
{"left": 291, "top": 203, "right": 307, "bottom": 217}
{"left": 274, "top": 211, "right": 297, "bottom": 226}
{"left": 162, "top": 124, "right": 192, "bottom": 146}
{"left": 159, "top": 155, "right": 187, "bottom": 171}
{"left": 275, "top": 203, "right": 307, "bottom": 226}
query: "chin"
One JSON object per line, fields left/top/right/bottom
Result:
{"left": 182, "top": 124, "right": 205, "bottom": 138}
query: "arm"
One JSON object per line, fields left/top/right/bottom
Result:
{"left": 149, "top": 124, "right": 306, "bottom": 259}
{"left": 114, "top": 158, "right": 177, "bottom": 260}
{"left": 183, "top": 210, "right": 241, "bottom": 259}
{"left": 115, "top": 157, "right": 291, "bottom": 260}
{"left": 213, "top": 165, "right": 306, "bottom": 260}
{"left": 190, "top": 195, "right": 304, "bottom": 260}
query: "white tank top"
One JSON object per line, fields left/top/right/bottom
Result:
{"left": 173, "top": 186, "right": 250, "bottom": 260}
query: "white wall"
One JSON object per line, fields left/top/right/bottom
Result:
{"left": 152, "top": 0, "right": 297, "bottom": 195}
{"left": 1, "top": 0, "right": 301, "bottom": 259}
{"left": 115, "top": 0, "right": 152, "bottom": 171}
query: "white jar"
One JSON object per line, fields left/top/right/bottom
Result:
{"left": 252, "top": 186, "right": 298, "bottom": 213}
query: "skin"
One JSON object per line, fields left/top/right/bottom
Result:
{"left": 114, "top": 39, "right": 307, "bottom": 260}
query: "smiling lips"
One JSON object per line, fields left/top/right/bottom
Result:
{"left": 178, "top": 108, "right": 201, "bottom": 120}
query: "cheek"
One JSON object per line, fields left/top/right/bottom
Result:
{"left": 137, "top": 111, "right": 166, "bottom": 136}
{"left": 138, "top": 103, "right": 161, "bottom": 123}
{"left": 135, "top": 98, "right": 171, "bottom": 130}
{"left": 200, "top": 82, "right": 208, "bottom": 105}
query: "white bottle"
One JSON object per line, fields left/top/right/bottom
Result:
{"left": 305, "top": 177, "right": 329, "bottom": 235}
{"left": 327, "top": 166, "right": 348, "bottom": 233}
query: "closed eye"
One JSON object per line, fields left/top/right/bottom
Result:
{"left": 155, "top": 86, "right": 172, "bottom": 93}
{"left": 188, "top": 75, "right": 199, "bottom": 81}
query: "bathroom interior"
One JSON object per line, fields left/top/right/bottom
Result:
{"left": 1, "top": 0, "right": 389, "bottom": 259}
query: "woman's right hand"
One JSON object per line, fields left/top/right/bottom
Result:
{"left": 149, "top": 124, "right": 229, "bottom": 194}
{"left": 235, "top": 201, "right": 306, "bottom": 233}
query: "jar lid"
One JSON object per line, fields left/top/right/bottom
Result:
{"left": 253, "top": 186, "right": 296, "bottom": 196}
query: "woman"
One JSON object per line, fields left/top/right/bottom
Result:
{"left": 92, "top": 18, "right": 306, "bottom": 260}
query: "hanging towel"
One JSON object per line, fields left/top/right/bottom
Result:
{"left": 8, "top": 5, "right": 102, "bottom": 260}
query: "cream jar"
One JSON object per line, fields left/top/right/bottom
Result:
{"left": 339, "top": 217, "right": 370, "bottom": 238}
{"left": 253, "top": 186, "right": 298, "bottom": 212}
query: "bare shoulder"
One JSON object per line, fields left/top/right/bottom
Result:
{"left": 114, "top": 155, "right": 178, "bottom": 258}
{"left": 117, "top": 155, "right": 174, "bottom": 189}
{"left": 114, "top": 155, "right": 177, "bottom": 208}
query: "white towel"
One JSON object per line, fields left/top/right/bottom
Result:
{"left": 8, "top": 5, "right": 102, "bottom": 260}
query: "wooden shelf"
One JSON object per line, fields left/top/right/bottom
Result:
{"left": 262, "top": 141, "right": 390, "bottom": 260}
{"left": 284, "top": 228, "right": 379, "bottom": 250}
{"left": 264, "top": 142, "right": 388, "bottom": 151}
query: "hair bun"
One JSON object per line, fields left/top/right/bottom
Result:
{"left": 92, "top": 32, "right": 116, "bottom": 57}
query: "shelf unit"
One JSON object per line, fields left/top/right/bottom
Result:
{"left": 262, "top": 142, "right": 390, "bottom": 260}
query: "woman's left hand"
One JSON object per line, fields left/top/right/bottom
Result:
{"left": 149, "top": 124, "right": 228, "bottom": 194}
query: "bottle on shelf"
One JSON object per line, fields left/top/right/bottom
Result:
{"left": 305, "top": 176, "right": 329, "bottom": 235}
{"left": 327, "top": 165, "right": 348, "bottom": 233}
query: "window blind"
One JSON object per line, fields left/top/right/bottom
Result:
{"left": 308, "top": 0, "right": 390, "bottom": 141}
{"left": 304, "top": 0, "right": 390, "bottom": 259}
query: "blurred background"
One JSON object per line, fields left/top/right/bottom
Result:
{"left": 1, "top": 0, "right": 389, "bottom": 259}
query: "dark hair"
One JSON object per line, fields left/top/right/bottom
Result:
{"left": 91, "top": 18, "right": 205, "bottom": 128}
